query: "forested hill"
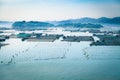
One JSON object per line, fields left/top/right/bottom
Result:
{"left": 12, "top": 21, "right": 103, "bottom": 29}
{"left": 12, "top": 17, "right": 120, "bottom": 29}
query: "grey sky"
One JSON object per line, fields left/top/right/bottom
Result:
{"left": 0, "top": 0, "right": 120, "bottom": 21}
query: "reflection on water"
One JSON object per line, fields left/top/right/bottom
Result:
{"left": 0, "top": 39, "right": 120, "bottom": 80}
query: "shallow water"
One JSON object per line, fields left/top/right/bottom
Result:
{"left": 0, "top": 39, "right": 120, "bottom": 80}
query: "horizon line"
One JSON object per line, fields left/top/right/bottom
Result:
{"left": 0, "top": 16, "right": 120, "bottom": 22}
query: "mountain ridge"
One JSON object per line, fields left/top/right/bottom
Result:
{"left": 51, "top": 17, "right": 120, "bottom": 24}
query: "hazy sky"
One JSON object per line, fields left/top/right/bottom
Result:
{"left": 0, "top": 0, "right": 120, "bottom": 21}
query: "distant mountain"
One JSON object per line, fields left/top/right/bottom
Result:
{"left": 12, "top": 17, "right": 120, "bottom": 30}
{"left": 12, "top": 21, "right": 54, "bottom": 29}
{"left": 0, "top": 21, "right": 13, "bottom": 28}
{"left": 0, "top": 21, "right": 11, "bottom": 23}
{"left": 71, "top": 17, "right": 96, "bottom": 23}
{"left": 13, "top": 21, "right": 103, "bottom": 29}
{"left": 57, "top": 23, "right": 103, "bottom": 28}
{"left": 50, "top": 17, "right": 120, "bottom": 24}
{"left": 96, "top": 17, "right": 120, "bottom": 24}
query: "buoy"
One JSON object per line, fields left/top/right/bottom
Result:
{"left": 1, "top": 61, "right": 3, "bottom": 63}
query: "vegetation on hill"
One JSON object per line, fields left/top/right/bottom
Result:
{"left": 12, "top": 21, "right": 54, "bottom": 29}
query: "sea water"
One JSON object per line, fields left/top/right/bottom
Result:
{"left": 0, "top": 38, "right": 120, "bottom": 80}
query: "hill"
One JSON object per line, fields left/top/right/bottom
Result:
{"left": 12, "top": 21, "right": 54, "bottom": 30}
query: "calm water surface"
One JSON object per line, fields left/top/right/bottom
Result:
{"left": 0, "top": 39, "right": 120, "bottom": 80}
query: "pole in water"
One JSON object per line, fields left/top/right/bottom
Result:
{"left": 61, "top": 52, "right": 66, "bottom": 59}
{"left": 8, "top": 58, "right": 13, "bottom": 64}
